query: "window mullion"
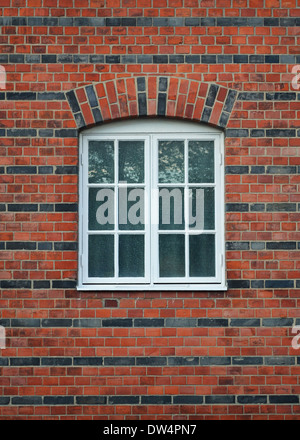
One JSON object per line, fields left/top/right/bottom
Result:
{"left": 115, "top": 139, "right": 119, "bottom": 280}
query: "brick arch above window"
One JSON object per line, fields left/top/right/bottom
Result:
{"left": 65, "top": 76, "right": 238, "bottom": 130}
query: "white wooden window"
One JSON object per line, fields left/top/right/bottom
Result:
{"left": 78, "top": 119, "right": 226, "bottom": 291}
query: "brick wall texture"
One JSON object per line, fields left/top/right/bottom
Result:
{"left": 1, "top": 0, "right": 300, "bottom": 420}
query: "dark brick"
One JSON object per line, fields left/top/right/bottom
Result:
{"left": 41, "top": 55, "right": 57, "bottom": 63}
{"left": 104, "top": 357, "right": 135, "bottom": 366}
{"left": 230, "top": 319, "right": 260, "bottom": 327}
{"left": 265, "top": 357, "right": 295, "bottom": 365}
{"left": 250, "top": 203, "right": 265, "bottom": 212}
{"left": 262, "top": 318, "right": 294, "bottom": 327}
{"left": 138, "top": 92, "right": 147, "bottom": 116}
{"left": 54, "top": 129, "right": 78, "bottom": 138}
{"left": 7, "top": 166, "right": 37, "bottom": 174}
{"left": 54, "top": 242, "right": 77, "bottom": 250}
{"left": 0, "top": 397, "right": 10, "bottom": 405}
{"left": 76, "top": 396, "right": 107, "bottom": 405}
{"left": 44, "top": 396, "right": 74, "bottom": 405}
{"left": 54, "top": 204, "right": 78, "bottom": 212}
{"left": 157, "top": 93, "right": 167, "bottom": 116}
{"left": 225, "top": 166, "right": 249, "bottom": 174}
{"left": 251, "top": 280, "right": 265, "bottom": 288}
{"left": 85, "top": 85, "right": 98, "bottom": 108}
{"left": 159, "top": 77, "right": 168, "bottom": 92}
{"left": 92, "top": 108, "right": 103, "bottom": 123}
{"left": 168, "top": 357, "right": 199, "bottom": 366}
{"left": 205, "top": 84, "right": 219, "bottom": 107}
{"left": 41, "top": 357, "right": 72, "bottom": 366}
{"left": 173, "top": 395, "right": 203, "bottom": 404}
{"left": 201, "top": 107, "right": 212, "bottom": 122}
{"left": 33, "top": 281, "right": 51, "bottom": 289}
{"left": 226, "top": 203, "right": 249, "bottom": 212}
{"left": 0, "top": 280, "right": 31, "bottom": 289}
{"left": 73, "top": 318, "right": 102, "bottom": 327}
{"left": 227, "top": 280, "right": 250, "bottom": 289}
{"left": 232, "top": 357, "right": 263, "bottom": 365}
{"left": 237, "top": 395, "right": 267, "bottom": 404}
{"left": 8, "top": 204, "right": 38, "bottom": 212}
{"left": 109, "top": 396, "right": 139, "bottom": 404}
{"left": 10, "top": 357, "right": 40, "bottom": 366}
{"left": 38, "top": 166, "right": 53, "bottom": 174}
{"left": 12, "top": 396, "right": 43, "bottom": 405}
{"left": 205, "top": 395, "right": 235, "bottom": 404}
{"left": 42, "top": 319, "right": 73, "bottom": 327}
{"left": 136, "top": 357, "right": 167, "bottom": 366}
{"left": 66, "top": 90, "right": 80, "bottom": 114}
{"left": 37, "top": 92, "right": 65, "bottom": 101}
{"left": 6, "top": 241, "right": 36, "bottom": 250}
{"left": 226, "top": 242, "right": 250, "bottom": 251}
{"left": 11, "top": 319, "right": 40, "bottom": 327}
{"left": 267, "top": 166, "right": 297, "bottom": 174}
{"left": 266, "top": 129, "right": 296, "bottom": 137}
{"left": 141, "top": 396, "right": 171, "bottom": 404}
{"left": 134, "top": 318, "right": 164, "bottom": 327}
{"left": 266, "top": 203, "right": 296, "bottom": 212}
{"left": 39, "top": 204, "right": 54, "bottom": 212}
{"left": 137, "top": 77, "right": 146, "bottom": 92}
{"left": 225, "top": 129, "right": 249, "bottom": 137}
{"left": 52, "top": 280, "right": 77, "bottom": 289}
{"left": 269, "top": 395, "right": 299, "bottom": 404}
{"left": 102, "top": 319, "right": 133, "bottom": 327}
{"left": 266, "top": 242, "right": 296, "bottom": 250}
{"left": 265, "top": 280, "right": 294, "bottom": 289}
{"left": 165, "top": 318, "right": 197, "bottom": 327}
{"left": 198, "top": 319, "right": 228, "bottom": 327}
{"left": 200, "top": 357, "right": 231, "bottom": 365}
{"left": 73, "top": 357, "right": 103, "bottom": 366}
{"left": 7, "top": 92, "right": 37, "bottom": 100}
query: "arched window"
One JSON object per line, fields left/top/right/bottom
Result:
{"left": 78, "top": 118, "right": 226, "bottom": 290}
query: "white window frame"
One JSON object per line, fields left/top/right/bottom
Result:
{"left": 78, "top": 118, "right": 226, "bottom": 291}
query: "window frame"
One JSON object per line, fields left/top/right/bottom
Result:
{"left": 78, "top": 118, "right": 227, "bottom": 291}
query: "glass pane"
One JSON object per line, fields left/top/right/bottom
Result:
{"left": 89, "top": 187, "right": 114, "bottom": 230}
{"left": 119, "top": 186, "right": 144, "bottom": 231}
{"left": 88, "top": 235, "right": 114, "bottom": 277}
{"left": 119, "top": 141, "right": 144, "bottom": 183}
{"left": 119, "top": 235, "right": 144, "bottom": 277}
{"left": 88, "top": 140, "right": 114, "bottom": 183}
{"left": 159, "top": 234, "right": 185, "bottom": 277}
{"left": 188, "top": 141, "right": 214, "bottom": 183}
{"left": 189, "top": 234, "right": 215, "bottom": 277}
{"left": 159, "top": 187, "right": 184, "bottom": 230}
{"left": 189, "top": 187, "right": 215, "bottom": 230}
{"left": 159, "top": 140, "right": 184, "bottom": 183}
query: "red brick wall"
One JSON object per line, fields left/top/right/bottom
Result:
{"left": 0, "top": 0, "right": 300, "bottom": 420}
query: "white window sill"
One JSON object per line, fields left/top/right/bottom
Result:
{"left": 77, "top": 283, "right": 228, "bottom": 291}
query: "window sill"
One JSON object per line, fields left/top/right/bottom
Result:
{"left": 77, "top": 283, "right": 228, "bottom": 291}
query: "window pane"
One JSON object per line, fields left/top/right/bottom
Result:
{"left": 88, "top": 235, "right": 114, "bottom": 277}
{"left": 119, "top": 186, "right": 144, "bottom": 231}
{"left": 189, "top": 234, "right": 215, "bottom": 277}
{"left": 118, "top": 141, "right": 144, "bottom": 183}
{"left": 89, "top": 187, "right": 114, "bottom": 230}
{"left": 88, "top": 140, "right": 114, "bottom": 184}
{"left": 159, "top": 234, "right": 185, "bottom": 277}
{"left": 119, "top": 235, "right": 144, "bottom": 277}
{"left": 189, "top": 187, "right": 215, "bottom": 230}
{"left": 159, "top": 187, "right": 184, "bottom": 230}
{"left": 188, "top": 141, "right": 214, "bottom": 183}
{"left": 159, "top": 141, "right": 184, "bottom": 183}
